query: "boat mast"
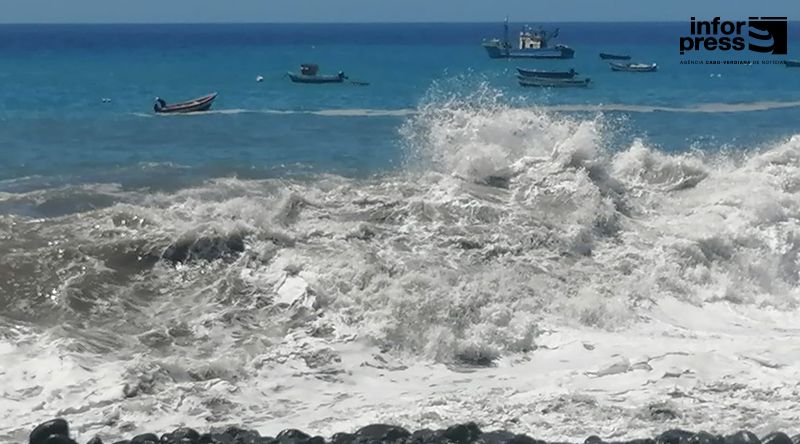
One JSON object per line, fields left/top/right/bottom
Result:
{"left": 503, "top": 16, "right": 509, "bottom": 48}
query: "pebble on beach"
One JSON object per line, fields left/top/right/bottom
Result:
{"left": 24, "top": 419, "right": 800, "bottom": 444}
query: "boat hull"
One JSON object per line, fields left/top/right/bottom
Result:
{"left": 609, "top": 62, "right": 658, "bottom": 72}
{"left": 518, "top": 77, "right": 590, "bottom": 87}
{"left": 483, "top": 43, "right": 574, "bottom": 59}
{"left": 154, "top": 93, "right": 217, "bottom": 114}
{"left": 600, "top": 53, "right": 631, "bottom": 60}
{"left": 785, "top": 60, "right": 800, "bottom": 67}
{"left": 516, "top": 67, "right": 577, "bottom": 79}
{"left": 288, "top": 73, "right": 345, "bottom": 84}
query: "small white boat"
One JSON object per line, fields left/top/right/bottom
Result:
{"left": 609, "top": 62, "right": 658, "bottom": 72}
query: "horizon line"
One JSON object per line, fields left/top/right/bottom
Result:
{"left": 0, "top": 19, "right": 726, "bottom": 25}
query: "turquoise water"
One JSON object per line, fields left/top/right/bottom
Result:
{"left": 1, "top": 22, "right": 800, "bottom": 189}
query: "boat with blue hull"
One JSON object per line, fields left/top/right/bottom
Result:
{"left": 516, "top": 67, "right": 577, "bottom": 79}
{"left": 600, "top": 52, "right": 631, "bottom": 60}
{"left": 518, "top": 77, "right": 591, "bottom": 87}
{"left": 153, "top": 93, "right": 217, "bottom": 114}
{"left": 288, "top": 64, "right": 348, "bottom": 84}
{"left": 483, "top": 18, "right": 574, "bottom": 59}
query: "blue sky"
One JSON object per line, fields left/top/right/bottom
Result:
{"left": 2, "top": 0, "right": 799, "bottom": 23}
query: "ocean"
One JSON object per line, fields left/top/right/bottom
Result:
{"left": 2, "top": 22, "right": 800, "bottom": 442}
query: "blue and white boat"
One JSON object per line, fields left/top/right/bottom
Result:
{"left": 516, "top": 67, "right": 578, "bottom": 79}
{"left": 609, "top": 62, "right": 658, "bottom": 72}
{"left": 483, "top": 18, "right": 574, "bottom": 59}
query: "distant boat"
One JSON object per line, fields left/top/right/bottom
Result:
{"left": 609, "top": 62, "right": 658, "bottom": 72}
{"left": 785, "top": 60, "right": 800, "bottom": 67}
{"left": 482, "top": 18, "right": 574, "bottom": 59}
{"left": 288, "top": 63, "right": 347, "bottom": 84}
{"left": 153, "top": 93, "right": 217, "bottom": 114}
{"left": 518, "top": 77, "right": 591, "bottom": 87}
{"left": 516, "top": 67, "right": 578, "bottom": 79}
{"left": 600, "top": 52, "right": 631, "bottom": 60}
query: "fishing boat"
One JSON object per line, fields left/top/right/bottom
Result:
{"left": 153, "top": 93, "right": 217, "bottom": 114}
{"left": 609, "top": 62, "right": 658, "bottom": 72}
{"left": 482, "top": 17, "right": 574, "bottom": 59}
{"left": 288, "top": 64, "right": 347, "bottom": 84}
{"left": 785, "top": 60, "right": 800, "bottom": 67}
{"left": 518, "top": 77, "right": 591, "bottom": 87}
{"left": 599, "top": 52, "right": 631, "bottom": 60}
{"left": 516, "top": 67, "right": 577, "bottom": 79}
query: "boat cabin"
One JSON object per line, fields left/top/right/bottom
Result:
{"left": 300, "top": 64, "right": 319, "bottom": 76}
{"left": 518, "top": 26, "right": 556, "bottom": 49}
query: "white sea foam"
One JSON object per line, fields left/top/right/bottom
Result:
{"left": 543, "top": 100, "right": 800, "bottom": 113}
{"left": 3, "top": 89, "right": 800, "bottom": 442}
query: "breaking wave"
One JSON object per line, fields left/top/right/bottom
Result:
{"left": 3, "top": 85, "right": 800, "bottom": 440}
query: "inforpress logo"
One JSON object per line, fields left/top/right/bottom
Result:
{"left": 748, "top": 17, "right": 788, "bottom": 54}
{"left": 680, "top": 16, "right": 788, "bottom": 55}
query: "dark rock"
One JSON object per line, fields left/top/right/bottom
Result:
{"left": 658, "top": 431, "right": 696, "bottom": 444}
{"left": 30, "top": 421, "right": 797, "bottom": 444}
{"left": 199, "top": 434, "right": 218, "bottom": 444}
{"left": 690, "top": 432, "right": 723, "bottom": 444}
{"left": 221, "top": 428, "right": 260, "bottom": 444}
{"left": 382, "top": 428, "right": 411, "bottom": 443}
{"left": 507, "top": 435, "right": 546, "bottom": 444}
{"left": 625, "top": 440, "right": 656, "bottom": 444}
{"left": 31, "top": 419, "right": 70, "bottom": 444}
{"left": 330, "top": 432, "right": 355, "bottom": 444}
{"left": 354, "top": 424, "right": 411, "bottom": 442}
{"left": 173, "top": 428, "right": 201, "bottom": 444}
{"left": 276, "top": 430, "right": 310, "bottom": 440}
{"left": 476, "top": 431, "right": 516, "bottom": 444}
{"left": 726, "top": 432, "right": 760, "bottom": 444}
{"left": 221, "top": 427, "right": 247, "bottom": 439}
{"left": 242, "top": 435, "right": 262, "bottom": 444}
{"left": 762, "top": 433, "right": 793, "bottom": 444}
{"left": 409, "top": 429, "right": 442, "bottom": 444}
{"left": 132, "top": 434, "right": 160, "bottom": 444}
{"left": 273, "top": 429, "right": 312, "bottom": 444}
{"left": 443, "top": 423, "right": 482, "bottom": 444}
{"left": 42, "top": 437, "right": 78, "bottom": 444}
